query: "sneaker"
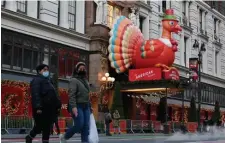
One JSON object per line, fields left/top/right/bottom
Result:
{"left": 59, "top": 134, "right": 67, "bottom": 143}
{"left": 25, "top": 135, "right": 32, "bottom": 143}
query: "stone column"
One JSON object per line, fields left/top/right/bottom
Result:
{"left": 166, "top": 1, "right": 171, "bottom": 9}
{"left": 185, "top": 1, "right": 189, "bottom": 26}
{"left": 180, "top": 33, "right": 185, "bottom": 66}
{"left": 204, "top": 12, "right": 207, "bottom": 34}
{"left": 5, "top": 1, "right": 17, "bottom": 12}
{"left": 76, "top": 1, "right": 85, "bottom": 33}
{"left": 213, "top": 47, "right": 216, "bottom": 75}
{"left": 202, "top": 44, "right": 207, "bottom": 73}
{"left": 142, "top": 14, "right": 150, "bottom": 39}
{"left": 27, "top": 1, "right": 38, "bottom": 18}
{"left": 60, "top": 1, "right": 69, "bottom": 29}
{"left": 202, "top": 10, "right": 205, "bottom": 32}
{"left": 217, "top": 51, "right": 221, "bottom": 77}
{"left": 197, "top": 7, "right": 200, "bottom": 31}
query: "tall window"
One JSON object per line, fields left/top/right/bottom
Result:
{"left": 162, "top": 1, "right": 166, "bottom": 13}
{"left": 1, "top": 0, "right": 6, "bottom": 7}
{"left": 17, "top": 0, "right": 27, "bottom": 13}
{"left": 107, "top": 4, "right": 121, "bottom": 28}
{"left": 68, "top": 1, "right": 76, "bottom": 29}
{"left": 199, "top": 9, "right": 203, "bottom": 31}
{"left": 139, "top": 16, "right": 144, "bottom": 32}
{"left": 215, "top": 51, "right": 219, "bottom": 74}
{"left": 214, "top": 18, "right": 217, "bottom": 39}
{"left": 1, "top": 29, "right": 89, "bottom": 78}
{"left": 184, "top": 37, "right": 188, "bottom": 67}
{"left": 182, "top": 1, "right": 186, "bottom": 15}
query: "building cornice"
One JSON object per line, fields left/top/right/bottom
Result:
{"left": 2, "top": 68, "right": 70, "bottom": 83}
{"left": 196, "top": 1, "right": 225, "bottom": 21}
{"left": 1, "top": 8, "right": 91, "bottom": 43}
{"left": 173, "top": 64, "right": 225, "bottom": 87}
{"left": 135, "top": 1, "right": 152, "bottom": 12}
{"left": 181, "top": 24, "right": 193, "bottom": 33}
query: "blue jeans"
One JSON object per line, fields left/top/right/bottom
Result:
{"left": 65, "top": 103, "right": 90, "bottom": 142}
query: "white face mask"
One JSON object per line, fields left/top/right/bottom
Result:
{"left": 42, "top": 71, "right": 49, "bottom": 77}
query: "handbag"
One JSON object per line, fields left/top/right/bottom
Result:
{"left": 88, "top": 113, "right": 99, "bottom": 143}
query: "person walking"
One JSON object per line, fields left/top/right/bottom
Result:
{"left": 60, "top": 62, "right": 91, "bottom": 143}
{"left": 50, "top": 115, "right": 60, "bottom": 135}
{"left": 104, "top": 108, "right": 112, "bottom": 136}
{"left": 113, "top": 110, "right": 121, "bottom": 134}
{"left": 25, "top": 64, "right": 62, "bottom": 143}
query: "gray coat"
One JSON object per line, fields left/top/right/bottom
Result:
{"left": 68, "top": 77, "right": 90, "bottom": 109}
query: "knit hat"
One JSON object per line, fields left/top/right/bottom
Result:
{"left": 36, "top": 64, "right": 49, "bottom": 73}
{"left": 75, "top": 62, "right": 86, "bottom": 70}
{"left": 163, "top": 9, "right": 178, "bottom": 21}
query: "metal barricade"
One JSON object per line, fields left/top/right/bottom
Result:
{"left": 152, "top": 121, "right": 162, "bottom": 133}
{"left": 131, "top": 120, "right": 143, "bottom": 133}
{"left": 7, "top": 116, "right": 33, "bottom": 134}
{"left": 142, "top": 120, "right": 154, "bottom": 133}
{"left": 96, "top": 120, "right": 105, "bottom": 134}
{"left": 126, "top": 119, "right": 133, "bottom": 133}
{"left": 3, "top": 116, "right": 188, "bottom": 135}
{"left": 172, "top": 121, "right": 181, "bottom": 132}
{"left": 1, "top": 116, "right": 9, "bottom": 134}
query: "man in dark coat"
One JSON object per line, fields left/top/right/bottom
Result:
{"left": 25, "top": 64, "right": 61, "bottom": 143}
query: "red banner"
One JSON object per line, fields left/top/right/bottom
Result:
{"left": 189, "top": 58, "right": 199, "bottom": 81}
{"left": 58, "top": 89, "right": 70, "bottom": 117}
{"left": 163, "top": 68, "right": 180, "bottom": 80}
{"left": 129, "top": 68, "right": 162, "bottom": 81}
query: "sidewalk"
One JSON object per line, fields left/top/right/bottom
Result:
{"left": 1, "top": 133, "right": 172, "bottom": 139}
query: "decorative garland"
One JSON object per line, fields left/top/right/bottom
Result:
{"left": 3, "top": 94, "right": 21, "bottom": 115}
{"left": 2, "top": 80, "right": 30, "bottom": 116}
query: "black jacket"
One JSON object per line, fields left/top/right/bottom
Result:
{"left": 30, "top": 75, "right": 61, "bottom": 111}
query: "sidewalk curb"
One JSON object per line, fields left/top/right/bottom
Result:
{"left": 1, "top": 133, "right": 172, "bottom": 139}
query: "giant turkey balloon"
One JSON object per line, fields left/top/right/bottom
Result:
{"left": 108, "top": 9, "right": 182, "bottom": 73}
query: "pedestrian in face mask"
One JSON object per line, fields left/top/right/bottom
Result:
{"left": 60, "top": 62, "right": 91, "bottom": 143}
{"left": 25, "top": 64, "right": 62, "bottom": 143}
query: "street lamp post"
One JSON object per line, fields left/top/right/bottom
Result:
{"left": 100, "top": 73, "right": 115, "bottom": 92}
{"left": 99, "top": 72, "right": 115, "bottom": 104}
{"left": 180, "top": 73, "right": 192, "bottom": 133}
{"left": 192, "top": 40, "right": 206, "bottom": 132}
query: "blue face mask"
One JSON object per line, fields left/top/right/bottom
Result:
{"left": 42, "top": 71, "right": 49, "bottom": 77}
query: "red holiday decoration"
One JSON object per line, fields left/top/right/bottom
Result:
{"left": 108, "top": 9, "right": 182, "bottom": 81}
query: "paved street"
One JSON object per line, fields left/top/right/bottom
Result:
{"left": 2, "top": 134, "right": 225, "bottom": 143}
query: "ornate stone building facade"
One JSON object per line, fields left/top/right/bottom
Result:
{"left": 86, "top": 1, "right": 225, "bottom": 117}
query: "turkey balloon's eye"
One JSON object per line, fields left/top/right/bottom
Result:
{"left": 169, "top": 21, "right": 174, "bottom": 25}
